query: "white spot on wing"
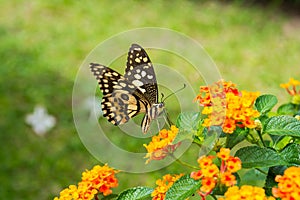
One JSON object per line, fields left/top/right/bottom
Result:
{"left": 120, "top": 82, "right": 126, "bottom": 87}
{"left": 141, "top": 71, "right": 146, "bottom": 77}
{"left": 147, "top": 75, "right": 153, "bottom": 79}
{"left": 128, "top": 85, "right": 135, "bottom": 89}
{"left": 134, "top": 74, "right": 141, "bottom": 79}
{"left": 132, "top": 80, "right": 143, "bottom": 87}
{"left": 139, "top": 87, "right": 146, "bottom": 93}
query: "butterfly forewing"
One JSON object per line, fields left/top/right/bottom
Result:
{"left": 90, "top": 44, "right": 163, "bottom": 134}
{"left": 90, "top": 63, "right": 146, "bottom": 125}
{"left": 125, "top": 44, "right": 158, "bottom": 105}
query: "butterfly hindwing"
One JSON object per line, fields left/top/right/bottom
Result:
{"left": 90, "top": 63, "right": 146, "bottom": 125}
{"left": 125, "top": 44, "right": 158, "bottom": 105}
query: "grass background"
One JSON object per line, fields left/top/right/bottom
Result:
{"left": 1, "top": 0, "right": 300, "bottom": 199}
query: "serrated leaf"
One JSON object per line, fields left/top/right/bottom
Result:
{"left": 264, "top": 115, "right": 300, "bottom": 137}
{"left": 176, "top": 112, "right": 201, "bottom": 131}
{"left": 165, "top": 175, "right": 201, "bottom": 200}
{"left": 235, "top": 146, "right": 286, "bottom": 168}
{"left": 277, "top": 103, "right": 297, "bottom": 115}
{"left": 238, "top": 168, "right": 267, "bottom": 187}
{"left": 235, "top": 145, "right": 300, "bottom": 168}
{"left": 280, "top": 143, "right": 300, "bottom": 165}
{"left": 255, "top": 94, "right": 278, "bottom": 115}
{"left": 116, "top": 187, "right": 153, "bottom": 200}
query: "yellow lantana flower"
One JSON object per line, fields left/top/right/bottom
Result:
{"left": 143, "top": 125, "right": 180, "bottom": 164}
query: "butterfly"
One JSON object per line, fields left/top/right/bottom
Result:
{"left": 90, "top": 44, "right": 164, "bottom": 133}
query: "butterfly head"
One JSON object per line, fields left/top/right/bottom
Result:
{"left": 149, "top": 102, "right": 164, "bottom": 120}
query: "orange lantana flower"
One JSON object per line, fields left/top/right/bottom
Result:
{"left": 190, "top": 148, "right": 242, "bottom": 199}
{"left": 201, "top": 177, "right": 216, "bottom": 193}
{"left": 143, "top": 125, "right": 180, "bottom": 164}
{"left": 195, "top": 80, "right": 260, "bottom": 134}
{"left": 219, "top": 185, "right": 275, "bottom": 200}
{"left": 217, "top": 148, "right": 231, "bottom": 161}
{"left": 54, "top": 164, "right": 119, "bottom": 200}
{"left": 272, "top": 166, "right": 300, "bottom": 199}
{"left": 220, "top": 171, "right": 237, "bottom": 187}
{"left": 280, "top": 78, "right": 300, "bottom": 104}
{"left": 151, "top": 173, "right": 184, "bottom": 200}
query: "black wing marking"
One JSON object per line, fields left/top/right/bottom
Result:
{"left": 90, "top": 63, "right": 146, "bottom": 125}
{"left": 124, "top": 44, "right": 158, "bottom": 104}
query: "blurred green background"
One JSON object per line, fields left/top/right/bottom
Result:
{"left": 1, "top": 0, "right": 300, "bottom": 199}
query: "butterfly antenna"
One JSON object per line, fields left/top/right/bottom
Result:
{"left": 160, "top": 93, "right": 165, "bottom": 102}
{"left": 162, "top": 84, "right": 186, "bottom": 103}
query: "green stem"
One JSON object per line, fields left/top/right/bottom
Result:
{"left": 210, "top": 195, "right": 218, "bottom": 200}
{"left": 257, "top": 129, "right": 266, "bottom": 147}
{"left": 192, "top": 141, "right": 202, "bottom": 148}
{"left": 247, "top": 130, "right": 261, "bottom": 146}
{"left": 169, "top": 154, "right": 199, "bottom": 170}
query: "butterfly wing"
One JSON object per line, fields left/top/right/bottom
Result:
{"left": 90, "top": 63, "right": 146, "bottom": 125}
{"left": 125, "top": 44, "right": 158, "bottom": 105}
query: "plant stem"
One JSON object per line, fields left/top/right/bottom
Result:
{"left": 210, "top": 195, "right": 218, "bottom": 200}
{"left": 257, "top": 130, "right": 266, "bottom": 147}
{"left": 169, "top": 154, "right": 199, "bottom": 170}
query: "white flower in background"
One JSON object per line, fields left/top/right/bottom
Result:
{"left": 83, "top": 96, "right": 102, "bottom": 121}
{"left": 25, "top": 105, "right": 56, "bottom": 136}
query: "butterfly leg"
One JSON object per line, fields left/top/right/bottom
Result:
{"left": 155, "top": 118, "right": 161, "bottom": 132}
{"left": 163, "top": 109, "right": 172, "bottom": 128}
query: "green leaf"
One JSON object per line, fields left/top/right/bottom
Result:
{"left": 263, "top": 116, "right": 300, "bottom": 137}
{"left": 265, "top": 166, "right": 287, "bottom": 196}
{"left": 277, "top": 103, "right": 297, "bottom": 115}
{"left": 176, "top": 112, "right": 201, "bottom": 131}
{"left": 172, "top": 129, "right": 195, "bottom": 144}
{"left": 235, "top": 145, "right": 300, "bottom": 168}
{"left": 235, "top": 146, "right": 286, "bottom": 168}
{"left": 238, "top": 168, "right": 267, "bottom": 187}
{"left": 280, "top": 143, "right": 300, "bottom": 165}
{"left": 116, "top": 187, "right": 153, "bottom": 200}
{"left": 274, "top": 136, "right": 293, "bottom": 150}
{"left": 165, "top": 175, "right": 201, "bottom": 200}
{"left": 255, "top": 94, "right": 278, "bottom": 115}
{"left": 200, "top": 126, "right": 222, "bottom": 155}
{"left": 225, "top": 128, "right": 248, "bottom": 148}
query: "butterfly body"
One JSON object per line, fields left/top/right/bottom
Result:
{"left": 90, "top": 44, "right": 163, "bottom": 133}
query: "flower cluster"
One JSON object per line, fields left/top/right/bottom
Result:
{"left": 219, "top": 185, "right": 275, "bottom": 200}
{"left": 151, "top": 173, "right": 184, "bottom": 200}
{"left": 190, "top": 148, "right": 242, "bottom": 199}
{"left": 143, "top": 125, "right": 180, "bottom": 164}
{"left": 54, "top": 164, "right": 119, "bottom": 200}
{"left": 272, "top": 166, "right": 300, "bottom": 199}
{"left": 280, "top": 78, "right": 300, "bottom": 104}
{"left": 195, "top": 80, "right": 260, "bottom": 133}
